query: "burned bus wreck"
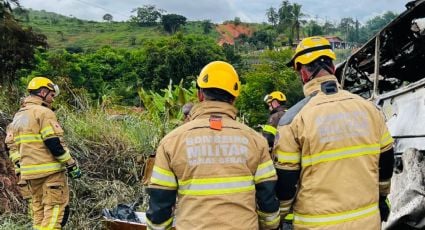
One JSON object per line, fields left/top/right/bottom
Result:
{"left": 335, "top": 0, "right": 425, "bottom": 229}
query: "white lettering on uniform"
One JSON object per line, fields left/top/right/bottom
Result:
{"left": 220, "top": 144, "right": 229, "bottom": 156}
{"left": 187, "top": 146, "right": 201, "bottom": 158}
{"left": 315, "top": 111, "right": 371, "bottom": 143}
{"left": 185, "top": 135, "right": 251, "bottom": 166}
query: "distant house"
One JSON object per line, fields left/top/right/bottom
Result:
{"left": 290, "top": 36, "right": 351, "bottom": 50}
{"left": 324, "top": 36, "right": 347, "bottom": 49}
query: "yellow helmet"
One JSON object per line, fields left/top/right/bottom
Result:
{"left": 264, "top": 91, "right": 286, "bottom": 103}
{"left": 287, "top": 36, "right": 336, "bottom": 70}
{"left": 27, "top": 77, "right": 60, "bottom": 96}
{"left": 197, "top": 61, "right": 240, "bottom": 97}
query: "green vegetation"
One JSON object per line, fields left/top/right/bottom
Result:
{"left": 1, "top": 2, "right": 47, "bottom": 88}
{"left": 237, "top": 49, "right": 303, "bottom": 126}
{"left": 23, "top": 33, "right": 225, "bottom": 106}
{"left": 12, "top": 9, "right": 221, "bottom": 51}
{"left": 0, "top": 213, "right": 31, "bottom": 230}
{"left": 264, "top": 0, "right": 398, "bottom": 45}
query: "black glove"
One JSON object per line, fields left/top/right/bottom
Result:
{"left": 66, "top": 162, "right": 82, "bottom": 179}
{"left": 379, "top": 196, "right": 390, "bottom": 222}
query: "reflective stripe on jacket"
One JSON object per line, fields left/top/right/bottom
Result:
{"left": 274, "top": 75, "right": 393, "bottom": 229}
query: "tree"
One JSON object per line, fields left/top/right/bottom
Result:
{"left": 222, "top": 43, "right": 241, "bottom": 66}
{"left": 201, "top": 20, "right": 213, "bottom": 34}
{"left": 277, "top": 0, "right": 293, "bottom": 33}
{"left": 130, "top": 5, "right": 165, "bottom": 26}
{"left": 56, "top": 30, "right": 65, "bottom": 41}
{"left": 250, "top": 29, "right": 277, "bottom": 50}
{"left": 359, "top": 11, "right": 397, "bottom": 42}
{"left": 103, "top": 13, "right": 113, "bottom": 22}
{"left": 305, "top": 20, "right": 323, "bottom": 36}
{"left": 234, "top": 17, "right": 241, "bottom": 26}
{"left": 0, "top": 0, "right": 19, "bottom": 18}
{"left": 0, "top": 0, "right": 47, "bottom": 87}
{"left": 291, "top": 3, "right": 305, "bottom": 42}
{"left": 339, "top": 17, "right": 355, "bottom": 42}
{"left": 266, "top": 7, "right": 278, "bottom": 27}
{"left": 13, "top": 6, "right": 29, "bottom": 22}
{"left": 323, "top": 21, "right": 336, "bottom": 35}
{"left": 354, "top": 19, "right": 360, "bottom": 43}
{"left": 161, "top": 14, "right": 186, "bottom": 34}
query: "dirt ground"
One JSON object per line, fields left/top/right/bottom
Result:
{"left": 216, "top": 23, "right": 253, "bottom": 46}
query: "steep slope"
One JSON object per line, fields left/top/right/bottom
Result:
{"left": 216, "top": 23, "right": 254, "bottom": 45}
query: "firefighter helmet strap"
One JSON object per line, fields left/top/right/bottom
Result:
{"left": 305, "top": 59, "right": 334, "bottom": 83}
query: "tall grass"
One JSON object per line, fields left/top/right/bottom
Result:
{"left": 58, "top": 107, "right": 159, "bottom": 229}
{"left": 0, "top": 213, "right": 31, "bottom": 230}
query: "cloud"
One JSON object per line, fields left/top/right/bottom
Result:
{"left": 19, "top": 0, "right": 407, "bottom": 23}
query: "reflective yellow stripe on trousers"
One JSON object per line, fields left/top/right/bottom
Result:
{"left": 178, "top": 176, "right": 255, "bottom": 196}
{"left": 20, "top": 162, "right": 65, "bottom": 175}
{"left": 294, "top": 203, "right": 379, "bottom": 226}
{"left": 147, "top": 216, "right": 173, "bottom": 230}
{"left": 302, "top": 144, "right": 380, "bottom": 167}
{"left": 47, "top": 205, "right": 60, "bottom": 229}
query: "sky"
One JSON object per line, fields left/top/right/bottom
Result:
{"left": 19, "top": 0, "right": 409, "bottom": 24}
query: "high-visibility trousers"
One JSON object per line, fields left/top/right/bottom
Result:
{"left": 28, "top": 171, "right": 70, "bottom": 230}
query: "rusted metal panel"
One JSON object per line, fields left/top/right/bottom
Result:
{"left": 103, "top": 212, "right": 176, "bottom": 230}
{"left": 103, "top": 219, "right": 147, "bottom": 230}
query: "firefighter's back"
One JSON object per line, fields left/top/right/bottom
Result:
{"left": 292, "top": 84, "right": 385, "bottom": 229}
{"left": 161, "top": 101, "right": 268, "bottom": 229}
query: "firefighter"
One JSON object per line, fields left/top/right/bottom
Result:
{"left": 262, "top": 91, "right": 287, "bottom": 152}
{"left": 273, "top": 36, "right": 394, "bottom": 229}
{"left": 6, "top": 77, "right": 81, "bottom": 229}
{"left": 146, "top": 61, "right": 280, "bottom": 230}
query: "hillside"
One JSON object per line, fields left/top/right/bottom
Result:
{"left": 217, "top": 23, "right": 254, "bottom": 45}
{"left": 15, "top": 9, "right": 257, "bottom": 51}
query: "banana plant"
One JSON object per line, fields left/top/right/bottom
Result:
{"left": 138, "top": 79, "right": 196, "bottom": 146}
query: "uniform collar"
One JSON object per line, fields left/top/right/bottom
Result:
{"left": 23, "top": 95, "right": 51, "bottom": 108}
{"left": 190, "top": 101, "right": 237, "bottom": 120}
{"left": 303, "top": 75, "right": 341, "bottom": 96}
